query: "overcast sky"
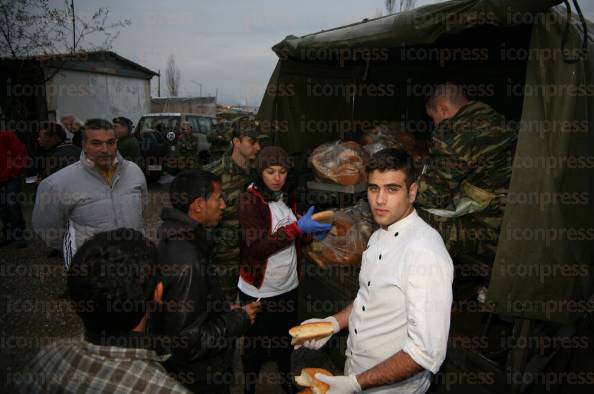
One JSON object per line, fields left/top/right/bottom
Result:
{"left": 65, "top": 0, "right": 594, "bottom": 106}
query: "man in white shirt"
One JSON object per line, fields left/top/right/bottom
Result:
{"left": 300, "top": 148, "right": 453, "bottom": 394}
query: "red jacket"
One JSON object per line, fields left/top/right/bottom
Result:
{"left": 0, "top": 131, "right": 27, "bottom": 182}
{"left": 238, "top": 184, "right": 305, "bottom": 289}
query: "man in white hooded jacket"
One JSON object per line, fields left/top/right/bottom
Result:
{"left": 33, "top": 118, "right": 147, "bottom": 269}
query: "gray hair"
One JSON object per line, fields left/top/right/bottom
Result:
{"left": 60, "top": 114, "right": 83, "bottom": 124}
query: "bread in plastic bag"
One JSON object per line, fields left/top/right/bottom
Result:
{"left": 305, "top": 201, "right": 377, "bottom": 268}
{"left": 361, "top": 125, "right": 429, "bottom": 163}
{"left": 309, "top": 141, "right": 368, "bottom": 185}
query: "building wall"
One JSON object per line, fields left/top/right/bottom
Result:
{"left": 45, "top": 69, "right": 151, "bottom": 125}
{"left": 151, "top": 98, "right": 216, "bottom": 117}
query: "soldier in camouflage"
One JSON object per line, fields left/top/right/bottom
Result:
{"left": 204, "top": 118, "right": 266, "bottom": 303}
{"left": 176, "top": 121, "right": 199, "bottom": 170}
{"left": 208, "top": 118, "right": 231, "bottom": 161}
{"left": 416, "top": 83, "right": 517, "bottom": 258}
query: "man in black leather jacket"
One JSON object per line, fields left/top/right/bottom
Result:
{"left": 153, "top": 170, "right": 261, "bottom": 393}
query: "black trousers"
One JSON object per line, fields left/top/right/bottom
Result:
{"left": 239, "top": 287, "right": 298, "bottom": 394}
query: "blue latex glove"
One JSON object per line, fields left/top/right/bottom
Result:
{"left": 297, "top": 206, "right": 332, "bottom": 236}
{"left": 312, "top": 229, "right": 330, "bottom": 241}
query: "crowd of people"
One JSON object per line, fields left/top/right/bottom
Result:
{"left": 2, "top": 82, "right": 515, "bottom": 393}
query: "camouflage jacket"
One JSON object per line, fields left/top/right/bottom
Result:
{"left": 204, "top": 153, "right": 253, "bottom": 264}
{"left": 176, "top": 134, "right": 198, "bottom": 157}
{"left": 417, "top": 101, "right": 517, "bottom": 216}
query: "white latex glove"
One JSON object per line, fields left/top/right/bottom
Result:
{"left": 315, "top": 373, "right": 361, "bottom": 394}
{"left": 294, "top": 316, "right": 340, "bottom": 350}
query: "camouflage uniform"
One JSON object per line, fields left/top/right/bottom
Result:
{"left": 204, "top": 153, "right": 255, "bottom": 303}
{"left": 416, "top": 101, "right": 517, "bottom": 257}
{"left": 204, "top": 119, "right": 269, "bottom": 303}
{"left": 207, "top": 124, "right": 231, "bottom": 162}
{"left": 176, "top": 134, "right": 199, "bottom": 170}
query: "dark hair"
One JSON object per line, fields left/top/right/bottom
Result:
{"left": 366, "top": 148, "right": 418, "bottom": 188}
{"left": 231, "top": 126, "right": 241, "bottom": 142}
{"left": 231, "top": 117, "right": 259, "bottom": 142}
{"left": 84, "top": 118, "right": 113, "bottom": 132}
{"left": 40, "top": 121, "right": 66, "bottom": 144}
{"left": 169, "top": 170, "right": 221, "bottom": 213}
{"left": 67, "top": 228, "right": 159, "bottom": 335}
{"left": 112, "top": 117, "right": 133, "bottom": 132}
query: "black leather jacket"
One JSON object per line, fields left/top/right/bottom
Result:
{"left": 153, "top": 207, "right": 249, "bottom": 391}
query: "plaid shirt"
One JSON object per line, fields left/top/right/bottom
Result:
{"left": 19, "top": 336, "right": 191, "bottom": 394}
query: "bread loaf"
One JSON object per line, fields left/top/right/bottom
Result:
{"left": 295, "top": 368, "right": 332, "bottom": 394}
{"left": 289, "top": 322, "right": 334, "bottom": 346}
{"left": 311, "top": 210, "right": 335, "bottom": 224}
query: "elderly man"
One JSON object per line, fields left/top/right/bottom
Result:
{"left": 33, "top": 118, "right": 147, "bottom": 268}
{"left": 61, "top": 114, "right": 84, "bottom": 147}
{"left": 204, "top": 118, "right": 265, "bottom": 303}
{"left": 302, "top": 149, "right": 453, "bottom": 394}
{"left": 416, "top": 82, "right": 517, "bottom": 256}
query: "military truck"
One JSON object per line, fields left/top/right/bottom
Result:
{"left": 257, "top": 1, "right": 593, "bottom": 392}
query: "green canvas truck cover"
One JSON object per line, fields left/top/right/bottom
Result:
{"left": 257, "top": 0, "right": 593, "bottom": 323}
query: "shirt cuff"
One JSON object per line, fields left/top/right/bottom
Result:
{"left": 284, "top": 222, "right": 301, "bottom": 239}
{"left": 402, "top": 341, "right": 440, "bottom": 374}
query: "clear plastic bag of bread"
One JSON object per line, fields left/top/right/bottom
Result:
{"left": 309, "top": 140, "right": 368, "bottom": 185}
{"left": 306, "top": 201, "right": 377, "bottom": 268}
{"left": 361, "top": 124, "right": 430, "bottom": 163}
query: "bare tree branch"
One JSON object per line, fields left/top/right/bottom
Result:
{"left": 0, "top": 0, "right": 131, "bottom": 58}
{"left": 385, "top": 0, "right": 415, "bottom": 15}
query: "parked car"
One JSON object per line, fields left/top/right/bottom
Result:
{"left": 135, "top": 113, "right": 216, "bottom": 181}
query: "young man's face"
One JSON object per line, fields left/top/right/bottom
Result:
{"left": 191, "top": 181, "right": 227, "bottom": 227}
{"left": 82, "top": 128, "right": 118, "bottom": 171}
{"left": 367, "top": 169, "right": 417, "bottom": 228}
{"left": 234, "top": 136, "right": 261, "bottom": 161}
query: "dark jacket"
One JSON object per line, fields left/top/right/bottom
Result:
{"left": 71, "top": 130, "right": 82, "bottom": 148}
{"left": 38, "top": 143, "right": 81, "bottom": 179}
{"left": 117, "top": 133, "right": 141, "bottom": 164}
{"left": 154, "top": 207, "right": 250, "bottom": 391}
{"left": 238, "top": 184, "right": 304, "bottom": 289}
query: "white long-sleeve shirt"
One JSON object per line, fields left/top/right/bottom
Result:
{"left": 345, "top": 210, "right": 453, "bottom": 394}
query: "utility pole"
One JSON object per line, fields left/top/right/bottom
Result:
{"left": 71, "top": 0, "right": 76, "bottom": 53}
{"left": 190, "top": 80, "right": 203, "bottom": 97}
{"left": 158, "top": 69, "right": 161, "bottom": 97}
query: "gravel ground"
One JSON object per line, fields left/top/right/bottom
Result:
{"left": 0, "top": 182, "right": 287, "bottom": 393}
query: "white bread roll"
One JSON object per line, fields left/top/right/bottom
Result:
{"left": 294, "top": 368, "right": 332, "bottom": 394}
{"left": 289, "top": 322, "right": 334, "bottom": 346}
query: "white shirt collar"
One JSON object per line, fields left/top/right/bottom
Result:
{"left": 383, "top": 209, "right": 418, "bottom": 236}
